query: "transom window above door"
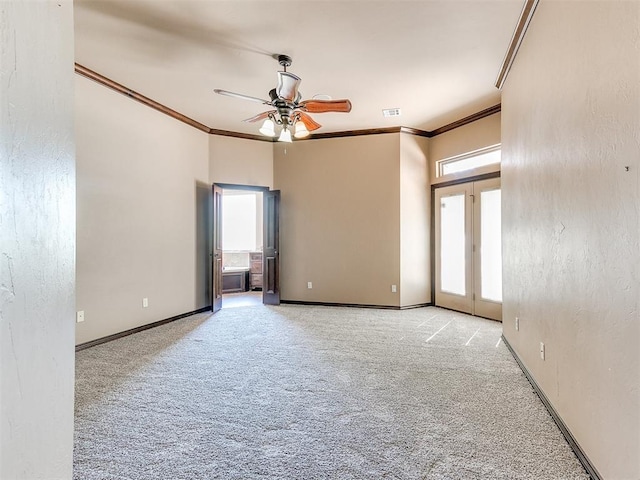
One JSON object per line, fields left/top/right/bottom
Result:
{"left": 437, "top": 144, "right": 501, "bottom": 177}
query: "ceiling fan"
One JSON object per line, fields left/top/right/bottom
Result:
{"left": 214, "top": 54, "right": 352, "bottom": 142}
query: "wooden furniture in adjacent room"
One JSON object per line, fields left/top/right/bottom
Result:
{"left": 222, "top": 268, "right": 249, "bottom": 294}
{"left": 250, "top": 252, "right": 263, "bottom": 290}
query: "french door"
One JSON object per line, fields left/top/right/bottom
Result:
{"left": 211, "top": 184, "right": 281, "bottom": 313}
{"left": 212, "top": 184, "right": 223, "bottom": 313}
{"left": 434, "top": 177, "right": 502, "bottom": 321}
{"left": 262, "top": 190, "right": 280, "bottom": 305}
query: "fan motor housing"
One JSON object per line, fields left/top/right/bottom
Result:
{"left": 278, "top": 54, "right": 292, "bottom": 69}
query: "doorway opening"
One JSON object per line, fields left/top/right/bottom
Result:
{"left": 433, "top": 175, "right": 502, "bottom": 321}
{"left": 211, "top": 183, "right": 280, "bottom": 313}
{"left": 220, "top": 188, "right": 263, "bottom": 308}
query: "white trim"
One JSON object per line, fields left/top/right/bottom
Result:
{"left": 435, "top": 144, "right": 501, "bottom": 182}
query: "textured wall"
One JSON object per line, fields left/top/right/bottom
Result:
{"left": 75, "top": 75, "right": 210, "bottom": 345}
{"left": 209, "top": 135, "right": 273, "bottom": 188}
{"left": 501, "top": 1, "right": 640, "bottom": 478}
{"left": 0, "top": 1, "right": 76, "bottom": 477}
{"left": 274, "top": 134, "right": 402, "bottom": 306}
{"left": 400, "top": 134, "right": 431, "bottom": 306}
{"left": 429, "top": 113, "right": 501, "bottom": 184}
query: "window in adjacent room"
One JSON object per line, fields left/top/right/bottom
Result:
{"left": 222, "top": 193, "right": 257, "bottom": 252}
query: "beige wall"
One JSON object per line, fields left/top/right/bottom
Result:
{"left": 501, "top": 1, "right": 640, "bottom": 478}
{"left": 400, "top": 134, "right": 431, "bottom": 306}
{"left": 210, "top": 135, "right": 272, "bottom": 264}
{"left": 274, "top": 134, "right": 403, "bottom": 306}
{"left": 209, "top": 135, "right": 273, "bottom": 188}
{"left": 1, "top": 1, "right": 76, "bottom": 477}
{"left": 76, "top": 93, "right": 274, "bottom": 346}
{"left": 429, "top": 113, "right": 501, "bottom": 184}
{"left": 75, "top": 75, "right": 211, "bottom": 345}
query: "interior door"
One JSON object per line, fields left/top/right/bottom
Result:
{"left": 434, "top": 177, "right": 502, "bottom": 321}
{"left": 263, "top": 189, "right": 280, "bottom": 305}
{"left": 212, "top": 184, "right": 223, "bottom": 313}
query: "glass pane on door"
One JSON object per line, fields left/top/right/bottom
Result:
{"left": 480, "top": 188, "right": 502, "bottom": 302}
{"left": 440, "top": 194, "right": 466, "bottom": 295}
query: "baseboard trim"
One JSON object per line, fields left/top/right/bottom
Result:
{"left": 501, "top": 335, "right": 601, "bottom": 480}
{"left": 75, "top": 306, "right": 212, "bottom": 352}
{"left": 400, "top": 302, "right": 433, "bottom": 310}
{"left": 280, "top": 300, "right": 431, "bottom": 310}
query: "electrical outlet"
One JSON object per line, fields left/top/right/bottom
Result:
{"left": 307, "top": 282, "right": 312, "bottom": 289}
{"left": 515, "top": 316, "right": 519, "bottom": 331}
{"left": 142, "top": 298, "right": 149, "bottom": 308}
{"left": 391, "top": 284, "right": 397, "bottom": 293}
{"left": 540, "top": 342, "right": 545, "bottom": 360}
{"left": 76, "top": 311, "right": 85, "bottom": 323}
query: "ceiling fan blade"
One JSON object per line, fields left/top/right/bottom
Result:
{"left": 300, "top": 99, "right": 352, "bottom": 114}
{"left": 214, "top": 89, "right": 271, "bottom": 105}
{"left": 276, "top": 71, "right": 301, "bottom": 102}
{"left": 297, "top": 112, "right": 322, "bottom": 131}
{"left": 242, "top": 110, "right": 276, "bottom": 123}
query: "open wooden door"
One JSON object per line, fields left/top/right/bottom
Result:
{"left": 263, "top": 190, "right": 280, "bottom": 305}
{"left": 212, "top": 184, "right": 223, "bottom": 313}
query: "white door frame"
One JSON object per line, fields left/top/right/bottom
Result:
{"left": 433, "top": 175, "right": 502, "bottom": 321}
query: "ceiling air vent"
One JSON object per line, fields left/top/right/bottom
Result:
{"left": 382, "top": 108, "right": 401, "bottom": 117}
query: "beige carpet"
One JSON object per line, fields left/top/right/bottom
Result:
{"left": 74, "top": 305, "right": 588, "bottom": 479}
{"left": 222, "top": 291, "right": 263, "bottom": 309}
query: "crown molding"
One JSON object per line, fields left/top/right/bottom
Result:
{"left": 75, "top": 64, "right": 499, "bottom": 141}
{"left": 75, "top": 63, "right": 212, "bottom": 134}
{"left": 307, "top": 127, "right": 401, "bottom": 140}
{"left": 495, "top": 0, "right": 540, "bottom": 89}
{"left": 209, "top": 128, "right": 274, "bottom": 142}
{"left": 300, "top": 126, "right": 433, "bottom": 141}
{"left": 400, "top": 126, "right": 433, "bottom": 138}
{"left": 430, "top": 104, "right": 501, "bottom": 137}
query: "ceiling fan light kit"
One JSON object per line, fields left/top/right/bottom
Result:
{"left": 258, "top": 118, "right": 276, "bottom": 137}
{"left": 278, "top": 128, "right": 292, "bottom": 143}
{"left": 214, "top": 54, "right": 352, "bottom": 141}
{"left": 294, "top": 121, "right": 309, "bottom": 139}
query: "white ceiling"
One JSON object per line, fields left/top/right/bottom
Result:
{"left": 74, "top": 0, "right": 524, "bottom": 135}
